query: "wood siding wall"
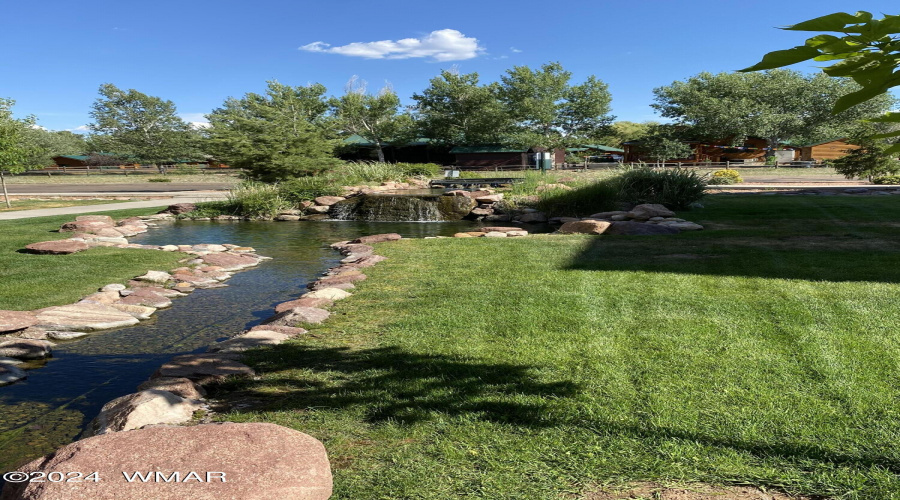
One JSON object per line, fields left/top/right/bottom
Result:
{"left": 800, "top": 140, "right": 858, "bottom": 161}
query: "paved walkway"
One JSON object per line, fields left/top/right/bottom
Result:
{"left": 5, "top": 183, "right": 234, "bottom": 194}
{"left": 0, "top": 194, "right": 226, "bottom": 220}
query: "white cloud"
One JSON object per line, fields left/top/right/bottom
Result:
{"left": 67, "top": 125, "right": 90, "bottom": 133}
{"left": 189, "top": 121, "right": 211, "bottom": 129}
{"left": 30, "top": 124, "right": 47, "bottom": 130}
{"left": 510, "top": 47, "right": 522, "bottom": 53}
{"left": 300, "top": 29, "right": 484, "bottom": 62}
{"left": 180, "top": 113, "right": 210, "bottom": 129}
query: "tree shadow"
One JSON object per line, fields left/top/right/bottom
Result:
{"left": 218, "top": 344, "right": 580, "bottom": 428}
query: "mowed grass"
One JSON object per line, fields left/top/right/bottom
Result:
{"left": 0, "top": 209, "right": 184, "bottom": 310}
{"left": 217, "top": 195, "right": 900, "bottom": 499}
{"left": 0, "top": 199, "right": 128, "bottom": 212}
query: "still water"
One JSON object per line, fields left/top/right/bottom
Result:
{"left": 0, "top": 219, "right": 482, "bottom": 472}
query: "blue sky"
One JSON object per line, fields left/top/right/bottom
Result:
{"left": 2, "top": 0, "right": 897, "bottom": 132}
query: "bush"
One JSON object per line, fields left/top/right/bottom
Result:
{"left": 708, "top": 169, "right": 743, "bottom": 185}
{"left": 613, "top": 167, "right": 707, "bottom": 209}
{"left": 147, "top": 177, "right": 172, "bottom": 183}
{"left": 535, "top": 180, "right": 619, "bottom": 217}
{"left": 872, "top": 174, "right": 900, "bottom": 185}
{"left": 188, "top": 200, "right": 236, "bottom": 218}
{"left": 398, "top": 162, "right": 442, "bottom": 178}
{"left": 279, "top": 177, "right": 344, "bottom": 203}
{"left": 224, "top": 182, "right": 292, "bottom": 218}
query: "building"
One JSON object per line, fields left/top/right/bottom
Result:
{"left": 450, "top": 146, "right": 566, "bottom": 169}
{"left": 798, "top": 138, "right": 859, "bottom": 162}
{"left": 338, "top": 135, "right": 453, "bottom": 164}
{"left": 567, "top": 144, "right": 625, "bottom": 163}
{"left": 623, "top": 138, "right": 798, "bottom": 164}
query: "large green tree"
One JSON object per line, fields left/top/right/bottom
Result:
{"left": 740, "top": 11, "right": 900, "bottom": 153}
{"left": 89, "top": 84, "right": 200, "bottom": 170}
{"left": 205, "top": 81, "right": 338, "bottom": 181}
{"left": 652, "top": 70, "right": 894, "bottom": 157}
{"left": 597, "top": 121, "right": 659, "bottom": 147}
{"left": 332, "top": 78, "right": 413, "bottom": 163}
{"left": 411, "top": 70, "right": 510, "bottom": 146}
{"left": 0, "top": 98, "right": 42, "bottom": 207}
{"left": 20, "top": 128, "right": 86, "bottom": 167}
{"left": 498, "top": 62, "right": 614, "bottom": 149}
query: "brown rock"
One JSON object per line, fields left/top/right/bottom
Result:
{"left": 160, "top": 202, "right": 197, "bottom": 215}
{"left": 313, "top": 195, "right": 345, "bottom": 206}
{"left": 558, "top": 220, "right": 612, "bottom": 235}
{"left": 475, "top": 194, "right": 504, "bottom": 203}
{"left": 35, "top": 303, "right": 140, "bottom": 331}
{"left": 309, "top": 281, "right": 355, "bottom": 291}
{"left": 249, "top": 324, "right": 308, "bottom": 336}
{"left": 338, "top": 243, "right": 374, "bottom": 257}
{"left": 588, "top": 211, "right": 629, "bottom": 219}
{"left": 0, "top": 339, "right": 53, "bottom": 360}
{"left": 469, "top": 207, "right": 493, "bottom": 216}
{"left": 207, "top": 330, "right": 295, "bottom": 353}
{"left": 75, "top": 215, "right": 115, "bottom": 225}
{"left": 628, "top": 203, "right": 676, "bottom": 220}
{"left": 24, "top": 240, "right": 90, "bottom": 255}
{"left": 453, "top": 232, "right": 475, "bottom": 238}
{"left": 59, "top": 220, "right": 114, "bottom": 233}
{"left": 517, "top": 212, "right": 548, "bottom": 223}
{"left": 118, "top": 292, "right": 172, "bottom": 309}
{"left": 88, "top": 390, "right": 202, "bottom": 435}
{"left": 0, "top": 310, "right": 39, "bottom": 333}
{"left": 0, "top": 363, "right": 27, "bottom": 386}
{"left": 342, "top": 255, "right": 387, "bottom": 268}
{"left": 308, "top": 273, "right": 367, "bottom": 289}
{"left": 275, "top": 298, "right": 334, "bottom": 313}
{"left": 479, "top": 226, "right": 523, "bottom": 233}
{"left": 351, "top": 233, "right": 402, "bottom": 244}
{"left": 152, "top": 353, "right": 255, "bottom": 385}
{"left": 200, "top": 252, "right": 260, "bottom": 271}
{"left": 305, "top": 205, "right": 331, "bottom": 214}
{"left": 263, "top": 307, "right": 330, "bottom": 327}
{"left": 605, "top": 221, "right": 680, "bottom": 235}
{"left": 137, "top": 377, "right": 206, "bottom": 400}
{"left": 1, "top": 423, "right": 332, "bottom": 500}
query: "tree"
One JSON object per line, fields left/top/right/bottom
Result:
{"left": 498, "top": 62, "right": 614, "bottom": 150}
{"left": 0, "top": 98, "right": 41, "bottom": 208}
{"left": 639, "top": 125, "right": 693, "bottom": 166}
{"left": 20, "top": 128, "right": 86, "bottom": 167}
{"left": 832, "top": 126, "right": 900, "bottom": 180}
{"left": 652, "top": 70, "right": 894, "bottom": 158}
{"left": 89, "top": 83, "right": 200, "bottom": 171}
{"left": 740, "top": 11, "right": 900, "bottom": 153}
{"left": 597, "top": 121, "right": 659, "bottom": 147}
{"left": 205, "top": 81, "right": 338, "bottom": 181}
{"left": 411, "top": 69, "right": 510, "bottom": 146}
{"left": 332, "top": 77, "right": 413, "bottom": 163}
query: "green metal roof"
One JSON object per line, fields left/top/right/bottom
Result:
{"left": 343, "top": 134, "right": 431, "bottom": 147}
{"left": 578, "top": 144, "right": 625, "bottom": 153}
{"left": 450, "top": 145, "right": 529, "bottom": 154}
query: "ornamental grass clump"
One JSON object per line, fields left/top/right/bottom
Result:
{"left": 535, "top": 181, "right": 619, "bottom": 217}
{"left": 225, "top": 182, "right": 292, "bottom": 218}
{"left": 708, "top": 169, "right": 743, "bottom": 185}
{"left": 278, "top": 177, "right": 345, "bottom": 203}
{"left": 613, "top": 167, "right": 707, "bottom": 209}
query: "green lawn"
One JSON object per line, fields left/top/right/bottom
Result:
{"left": 216, "top": 195, "right": 900, "bottom": 499}
{"left": 0, "top": 199, "right": 129, "bottom": 212}
{"left": 0, "top": 209, "right": 185, "bottom": 310}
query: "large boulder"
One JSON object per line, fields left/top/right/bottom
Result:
{"left": 351, "top": 233, "right": 402, "bottom": 244}
{"left": 558, "top": 220, "right": 611, "bottom": 235}
{"left": 605, "top": 221, "right": 680, "bottom": 236}
{"left": 152, "top": 353, "right": 255, "bottom": 385}
{"left": 0, "top": 310, "right": 39, "bottom": 333}
{"left": 0, "top": 339, "right": 53, "bottom": 360}
{"left": 88, "top": 390, "right": 203, "bottom": 435}
{"left": 313, "top": 195, "right": 345, "bottom": 206}
{"left": 437, "top": 195, "right": 478, "bottom": 220}
{"left": 1, "top": 423, "right": 332, "bottom": 500}
{"left": 36, "top": 303, "right": 141, "bottom": 331}
{"left": 160, "top": 202, "right": 197, "bottom": 215}
{"left": 627, "top": 203, "right": 676, "bottom": 220}
{"left": 137, "top": 377, "right": 207, "bottom": 400}
{"left": 24, "top": 240, "right": 90, "bottom": 255}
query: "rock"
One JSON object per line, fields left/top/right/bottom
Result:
{"left": 137, "top": 377, "right": 207, "bottom": 400}
{"left": 0, "top": 310, "right": 39, "bottom": 333}
{"left": 313, "top": 195, "right": 345, "bottom": 206}
{"left": 135, "top": 270, "right": 173, "bottom": 284}
{"left": 844, "top": 188, "right": 868, "bottom": 194}
{"left": 0, "top": 339, "right": 53, "bottom": 359}
{"left": 75, "top": 215, "right": 115, "bottom": 224}
{"left": 558, "top": 220, "right": 612, "bottom": 235}
{"left": 2, "top": 423, "right": 334, "bottom": 499}
{"left": 59, "top": 220, "right": 114, "bottom": 233}
{"left": 0, "top": 356, "right": 23, "bottom": 365}
{"left": 101, "top": 283, "right": 127, "bottom": 292}
{"left": 109, "top": 303, "right": 157, "bottom": 320}
{"left": 483, "top": 214, "right": 512, "bottom": 222}
{"left": 160, "top": 244, "right": 180, "bottom": 252}
{"left": 117, "top": 291, "right": 172, "bottom": 309}
{"left": 338, "top": 243, "right": 374, "bottom": 257}
{"left": 274, "top": 297, "right": 333, "bottom": 314}
{"left": 474, "top": 194, "right": 504, "bottom": 203}
{"left": 278, "top": 209, "right": 303, "bottom": 216}
{"left": 161, "top": 202, "right": 197, "bottom": 215}
{"left": 79, "top": 290, "right": 122, "bottom": 306}
{"left": 605, "top": 221, "right": 681, "bottom": 235}
{"left": 249, "top": 324, "right": 308, "bottom": 336}
{"left": 659, "top": 221, "right": 704, "bottom": 231}
{"left": 479, "top": 226, "right": 523, "bottom": 233}
{"left": 306, "top": 205, "right": 331, "bottom": 214}
{"left": 46, "top": 331, "right": 90, "bottom": 340}
{"left": 208, "top": 330, "right": 295, "bottom": 353}
{"left": 309, "top": 274, "right": 367, "bottom": 288}
{"left": 342, "top": 255, "right": 387, "bottom": 268}
{"left": 628, "top": 203, "right": 676, "bottom": 220}
{"left": 453, "top": 232, "right": 475, "bottom": 238}
{"left": 36, "top": 303, "right": 141, "bottom": 331}
{"left": 193, "top": 244, "right": 228, "bottom": 253}
{"left": 469, "top": 207, "right": 494, "bottom": 216}
{"left": 275, "top": 214, "right": 302, "bottom": 221}
{"left": 351, "top": 233, "right": 402, "bottom": 244}
{"left": 0, "top": 363, "right": 27, "bottom": 386}
{"left": 13, "top": 327, "right": 49, "bottom": 340}
{"left": 263, "top": 307, "right": 330, "bottom": 326}
{"left": 507, "top": 230, "right": 529, "bottom": 237}
{"left": 24, "top": 240, "right": 90, "bottom": 255}
{"left": 549, "top": 217, "right": 581, "bottom": 224}
{"left": 152, "top": 353, "right": 256, "bottom": 385}
{"left": 483, "top": 231, "right": 508, "bottom": 238}
{"left": 516, "top": 212, "right": 549, "bottom": 223}
{"left": 302, "top": 288, "right": 352, "bottom": 301}
{"left": 89, "top": 390, "right": 202, "bottom": 435}
{"left": 200, "top": 252, "right": 260, "bottom": 271}
{"left": 309, "top": 281, "right": 355, "bottom": 291}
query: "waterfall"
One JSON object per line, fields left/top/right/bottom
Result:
{"left": 330, "top": 192, "right": 476, "bottom": 221}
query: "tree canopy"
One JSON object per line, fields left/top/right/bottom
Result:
{"left": 205, "top": 81, "right": 339, "bottom": 180}
{"left": 332, "top": 78, "right": 413, "bottom": 163}
{"left": 740, "top": 11, "right": 900, "bottom": 152}
{"left": 652, "top": 70, "right": 894, "bottom": 155}
{"left": 412, "top": 70, "right": 509, "bottom": 146}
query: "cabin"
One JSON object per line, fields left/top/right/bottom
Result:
{"left": 623, "top": 138, "right": 798, "bottom": 164}
{"left": 50, "top": 155, "right": 213, "bottom": 170}
{"left": 567, "top": 144, "right": 625, "bottom": 163}
{"left": 798, "top": 138, "right": 859, "bottom": 162}
{"left": 451, "top": 146, "right": 566, "bottom": 169}
{"left": 338, "top": 135, "right": 453, "bottom": 164}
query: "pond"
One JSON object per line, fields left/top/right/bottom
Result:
{"left": 0, "top": 219, "right": 485, "bottom": 472}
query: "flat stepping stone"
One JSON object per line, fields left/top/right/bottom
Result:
{"left": 0, "top": 338, "right": 53, "bottom": 359}
{"left": 47, "top": 331, "right": 90, "bottom": 340}
{"left": 24, "top": 240, "right": 90, "bottom": 254}
{"left": 36, "top": 303, "right": 140, "bottom": 331}
{"left": 351, "top": 233, "right": 402, "bottom": 244}
{"left": 0, "top": 310, "right": 39, "bottom": 333}
{"left": 152, "top": 353, "right": 256, "bottom": 385}
{"left": 275, "top": 297, "right": 333, "bottom": 314}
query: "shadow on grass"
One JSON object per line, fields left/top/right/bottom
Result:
{"left": 565, "top": 232, "right": 900, "bottom": 284}
{"left": 221, "top": 344, "right": 580, "bottom": 428}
